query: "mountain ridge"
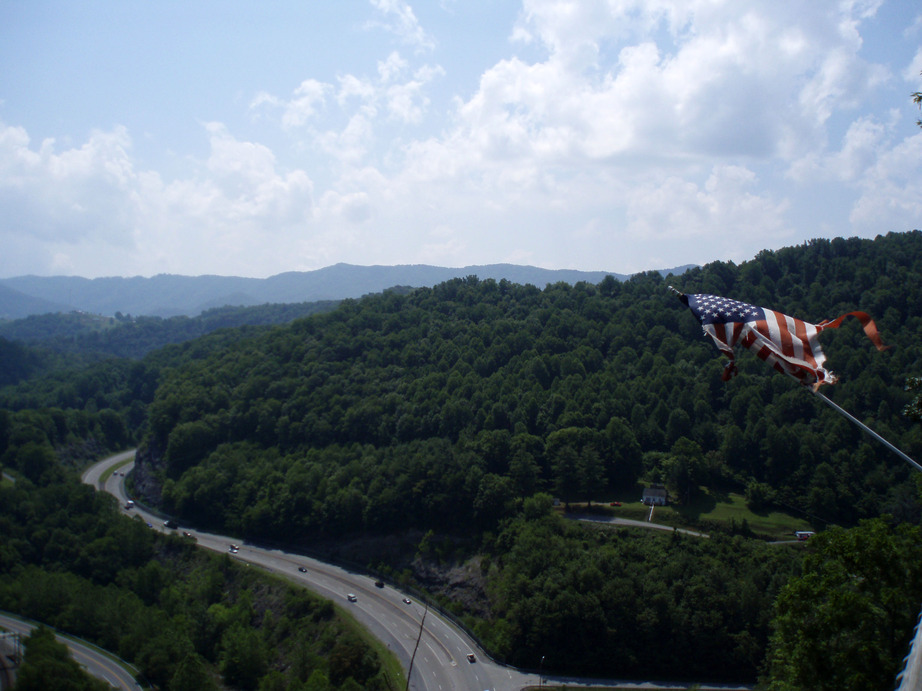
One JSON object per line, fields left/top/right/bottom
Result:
{"left": 0, "top": 262, "right": 696, "bottom": 319}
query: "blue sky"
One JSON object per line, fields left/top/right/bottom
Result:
{"left": 1, "top": 0, "right": 920, "bottom": 278}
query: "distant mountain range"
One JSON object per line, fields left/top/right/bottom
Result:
{"left": 0, "top": 263, "right": 696, "bottom": 319}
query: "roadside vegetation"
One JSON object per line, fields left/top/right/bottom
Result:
{"left": 12, "top": 625, "right": 110, "bottom": 691}
{"left": 0, "top": 454, "right": 400, "bottom": 690}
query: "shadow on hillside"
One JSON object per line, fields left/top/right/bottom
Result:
{"left": 674, "top": 490, "right": 718, "bottom": 522}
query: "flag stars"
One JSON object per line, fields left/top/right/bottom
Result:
{"left": 688, "top": 294, "right": 762, "bottom": 325}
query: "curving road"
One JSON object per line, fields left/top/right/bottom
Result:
{"left": 0, "top": 611, "right": 139, "bottom": 690}
{"left": 84, "top": 451, "right": 752, "bottom": 691}
{"left": 83, "top": 452, "right": 532, "bottom": 691}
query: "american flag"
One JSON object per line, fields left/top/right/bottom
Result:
{"left": 673, "top": 290, "right": 888, "bottom": 389}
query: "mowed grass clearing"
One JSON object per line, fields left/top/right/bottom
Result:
{"left": 672, "top": 489, "right": 813, "bottom": 539}
{"left": 572, "top": 487, "right": 814, "bottom": 541}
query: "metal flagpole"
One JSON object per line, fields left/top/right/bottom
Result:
{"left": 812, "top": 389, "right": 922, "bottom": 473}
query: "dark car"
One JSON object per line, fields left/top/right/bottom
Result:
{"left": 374, "top": 580, "right": 384, "bottom": 588}
{"left": 298, "top": 567, "right": 307, "bottom": 573}
{"left": 163, "top": 519, "right": 178, "bottom": 529}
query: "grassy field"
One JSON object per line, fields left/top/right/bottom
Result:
{"left": 569, "top": 486, "right": 813, "bottom": 541}
{"left": 673, "top": 489, "right": 813, "bottom": 539}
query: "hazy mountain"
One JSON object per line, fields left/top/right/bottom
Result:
{"left": 0, "top": 283, "right": 76, "bottom": 320}
{"left": 0, "top": 262, "right": 696, "bottom": 318}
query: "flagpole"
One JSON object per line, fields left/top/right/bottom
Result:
{"left": 811, "top": 389, "right": 922, "bottom": 473}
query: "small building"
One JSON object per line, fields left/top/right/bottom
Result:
{"left": 642, "top": 487, "right": 668, "bottom": 506}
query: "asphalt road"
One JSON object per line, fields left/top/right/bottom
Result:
{"left": 569, "top": 513, "right": 710, "bottom": 538}
{"left": 83, "top": 452, "right": 535, "bottom": 691}
{"left": 83, "top": 451, "right": 753, "bottom": 691}
{"left": 0, "top": 611, "right": 139, "bottom": 690}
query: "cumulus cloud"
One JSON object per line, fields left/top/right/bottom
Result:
{"left": 240, "top": 0, "right": 915, "bottom": 271}
{"left": 3, "top": 0, "right": 919, "bottom": 278}
{"left": 0, "top": 124, "right": 137, "bottom": 245}
{"left": 368, "top": 0, "right": 436, "bottom": 52}
{"left": 850, "top": 131, "right": 922, "bottom": 231}
{"left": 250, "top": 49, "right": 443, "bottom": 168}
{"left": 624, "top": 165, "right": 791, "bottom": 250}
{"left": 0, "top": 121, "right": 316, "bottom": 277}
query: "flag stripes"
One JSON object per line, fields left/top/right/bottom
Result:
{"left": 679, "top": 292, "right": 888, "bottom": 389}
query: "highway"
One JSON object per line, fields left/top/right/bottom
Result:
{"left": 83, "top": 451, "right": 753, "bottom": 691}
{"left": 0, "top": 611, "right": 139, "bottom": 690}
{"left": 83, "top": 452, "right": 537, "bottom": 691}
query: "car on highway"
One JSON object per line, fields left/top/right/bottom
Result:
{"left": 163, "top": 519, "right": 178, "bottom": 529}
{"left": 124, "top": 500, "right": 134, "bottom": 509}
{"left": 467, "top": 653, "right": 476, "bottom": 663}
{"left": 347, "top": 593, "right": 357, "bottom": 602}
{"left": 228, "top": 545, "right": 239, "bottom": 554}
{"left": 298, "top": 567, "right": 307, "bottom": 573}
{"left": 402, "top": 598, "right": 411, "bottom": 605}
{"left": 374, "top": 580, "right": 384, "bottom": 588}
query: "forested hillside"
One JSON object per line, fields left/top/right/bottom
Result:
{"left": 118, "top": 230, "right": 922, "bottom": 683}
{"left": 142, "top": 232, "right": 921, "bottom": 537}
{"left": 0, "top": 411, "right": 396, "bottom": 690}
{"left": 2, "top": 230, "right": 921, "bottom": 688}
{"left": 0, "top": 478, "right": 393, "bottom": 690}
{"left": 0, "top": 299, "right": 340, "bottom": 361}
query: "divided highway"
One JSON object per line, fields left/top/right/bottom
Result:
{"left": 83, "top": 452, "right": 536, "bottom": 691}
{"left": 83, "top": 451, "right": 753, "bottom": 691}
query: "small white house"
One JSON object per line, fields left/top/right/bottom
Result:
{"left": 642, "top": 487, "right": 668, "bottom": 506}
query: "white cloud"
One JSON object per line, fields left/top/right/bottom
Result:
{"left": 2, "top": 0, "right": 918, "bottom": 279}
{"left": 0, "top": 121, "right": 316, "bottom": 277}
{"left": 0, "top": 123, "right": 137, "bottom": 245}
{"left": 850, "top": 131, "right": 922, "bottom": 231}
{"left": 368, "top": 0, "right": 436, "bottom": 52}
{"left": 499, "top": 0, "right": 895, "bottom": 162}
{"left": 906, "top": 47, "right": 922, "bottom": 83}
{"left": 624, "top": 165, "right": 790, "bottom": 249}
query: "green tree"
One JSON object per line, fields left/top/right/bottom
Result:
{"left": 604, "top": 416, "right": 642, "bottom": 486}
{"left": 328, "top": 634, "right": 379, "bottom": 687}
{"left": 551, "top": 443, "right": 580, "bottom": 509}
{"left": 170, "top": 652, "right": 219, "bottom": 691}
{"left": 578, "top": 446, "right": 607, "bottom": 505}
{"left": 905, "top": 376, "right": 922, "bottom": 421}
{"left": 767, "top": 518, "right": 922, "bottom": 691}
{"left": 303, "top": 669, "right": 331, "bottom": 691}
{"left": 14, "top": 625, "right": 109, "bottom": 691}
{"left": 220, "top": 623, "right": 268, "bottom": 690}
{"left": 14, "top": 441, "right": 56, "bottom": 483}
